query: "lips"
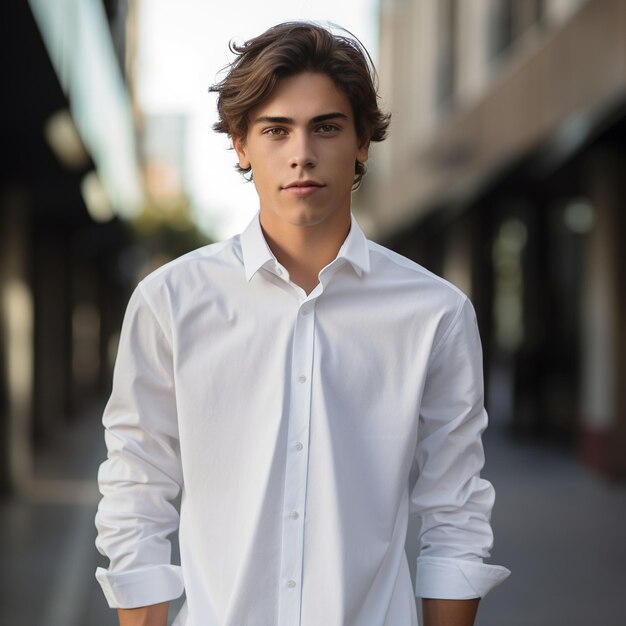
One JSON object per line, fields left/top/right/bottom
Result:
{"left": 283, "top": 180, "right": 324, "bottom": 189}
{"left": 282, "top": 180, "right": 325, "bottom": 197}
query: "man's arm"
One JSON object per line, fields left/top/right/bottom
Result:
{"left": 422, "top": 598, "right": 479, "bottom": 626}
{"left": 411, "top": 297, "right": 510, "bottom": 605}
{"left": 117, "top": 602, "right": 169, "bottom": 626}
{"left": 95, "top": 286, "right": 184, "bottom": 612}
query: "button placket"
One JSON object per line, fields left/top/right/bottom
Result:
{"left": 277, "top": 300, "right": 316, "bottom": 625}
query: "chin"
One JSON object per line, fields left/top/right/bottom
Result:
{"left": 291, "top": 202, "right": 347, "bottom": 224}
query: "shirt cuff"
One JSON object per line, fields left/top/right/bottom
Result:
{"left": 415, "top": 556, "right": 510, "bottom": 599}
{"left": 95, "top": 564, "right": 184, "bottom": 608}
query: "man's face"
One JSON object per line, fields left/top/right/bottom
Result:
{"left": 233, "top": 72, "right": 369, "bottom": 231}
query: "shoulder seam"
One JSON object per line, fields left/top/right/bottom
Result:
{"left": 136, "top": 283, "right": 173, "bottom": 350}
{"left": 367, "top": 242, "right": 467, "bottom": 298}
{"left": 431, "top": 294, "right": 468, "bottom": 358}
{"left": 140, "top": 239, "right": 234, "bottom": 287}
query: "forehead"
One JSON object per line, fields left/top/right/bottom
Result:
{"left": 250, "top": 72, "right": 353, "bottom": 121}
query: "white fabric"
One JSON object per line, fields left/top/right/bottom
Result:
{"left": 95, "top": 212, "right": 510, "bottom": 625}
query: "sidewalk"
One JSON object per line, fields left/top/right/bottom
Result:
{"left": 0, "top": 405, "right": 184, "bottom": 626}
{"left": 477, "top": 425, "right": 626, "bottom": 625}
{"left": 0, "top": 405, "right": 116, "bottom": 626}
{"left": 1, "top": 409, "right": 625, "bottom": 625}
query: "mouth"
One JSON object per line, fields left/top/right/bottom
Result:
{"left": 282, "top": 180, "right": 326, "bottom": 196}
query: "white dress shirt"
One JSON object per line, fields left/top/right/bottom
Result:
{"left": 95, "top": 212, "right": 510, "bottom": 626}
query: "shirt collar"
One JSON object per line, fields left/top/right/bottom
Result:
{"left": 240, "top": 212, "right": 276, "bottom": 281}
{"left": 336, "top": 213, "right": 371, "bottom": 278}
{"left": 240, "top": 211, "right": 371, "bottom": 282}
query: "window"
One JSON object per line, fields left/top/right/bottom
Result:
{"left": 489, "top": 0, "right": 545, "bottom": 61}
{"left": 436, "top": 0, "right": 458, "bottom": 108}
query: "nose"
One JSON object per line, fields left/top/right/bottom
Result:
{"left": 289, "top": 132, "right": 317, "bottom": 169}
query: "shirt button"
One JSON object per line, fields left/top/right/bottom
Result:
{"left": 297, "top": 375, "right": 307, "bottom": 383}
{"left": 302, "top": 307, "right": 310, "bottom": 316}
{"left": 294, "top": 441, "right": 303, "bottom": 451}
{"left": 289, "top": 510, "right": 300, "bottom": 520}
{"left": 287, "top": 580, "right": 296, "bottom": 589}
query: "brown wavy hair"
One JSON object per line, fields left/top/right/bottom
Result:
{"left": 209, "top": 21, "right": 390, "bottom": 189}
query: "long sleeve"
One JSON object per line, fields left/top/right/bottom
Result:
{"left": 410, "top": 296, "right": 510, "bottom": 600}
{"left": 95, "top": 285, "right": 185, "bottom": 608}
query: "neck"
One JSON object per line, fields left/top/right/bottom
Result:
{"left": 259, "top": 210, "right": 351, "bottom": 294}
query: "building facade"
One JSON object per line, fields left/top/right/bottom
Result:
{"left": 360, "top": 0, "right": 626, "bottom": 476}
{"left": 0, "top": 0, "right": 142, "bottom": 495}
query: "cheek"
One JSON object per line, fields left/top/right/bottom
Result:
{"left": 250, "top": 146, "right": 279, "bottom": 172}
{"left": 333, "top": 146, "right": 361, "bottom": 176}
{"left": 249, "top": 157, "right": 277, "bottom": 191}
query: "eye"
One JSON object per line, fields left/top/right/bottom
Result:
{"left": 263, "top": 127, "right": 287, "bottom": 136}
{"left": 316, "top": 124, "right": 340, "bottom": 134}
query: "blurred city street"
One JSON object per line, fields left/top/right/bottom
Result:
{"left": 1, "top": 409, "right": 625, "bottom": 626}
{"left": 3, "top": 1, "right": 626, "bottom": 625}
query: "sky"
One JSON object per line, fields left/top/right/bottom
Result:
{"left": 136, "top": 0, "right": 379, "bottom": 240}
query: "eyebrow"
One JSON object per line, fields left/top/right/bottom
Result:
{"left": 252, "top": 112, "right": 349, "bottom": 125}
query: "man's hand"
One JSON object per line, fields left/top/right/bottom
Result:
{"left": 117, "top": 602, "right": 169, "bottom": 626}
{"left": 422, "top": 598, "right": 480, "bottom": 626}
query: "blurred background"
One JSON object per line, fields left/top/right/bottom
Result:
{"left": 1, "top": 0, "right": 625, "bottom": 624}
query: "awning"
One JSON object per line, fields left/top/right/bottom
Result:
{"left": 28, "top": 0, "right": 143, "bottom": 219}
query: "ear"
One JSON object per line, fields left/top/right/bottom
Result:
{"left": 357, "top": 139, "right": 370, "bottom": 164}
{"left": 233, "top": 135, "right": 251, "bottom": 169}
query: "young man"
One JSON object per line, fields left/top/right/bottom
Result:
{"left": 95, "top": 22, "right": 509, "bottom": 626}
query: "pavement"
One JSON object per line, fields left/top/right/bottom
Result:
{"left": 478, "top": 424, "right": 626, "bottom": 626}
{"left": 1, "top": 406, "right": 625, "bottom": 626}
